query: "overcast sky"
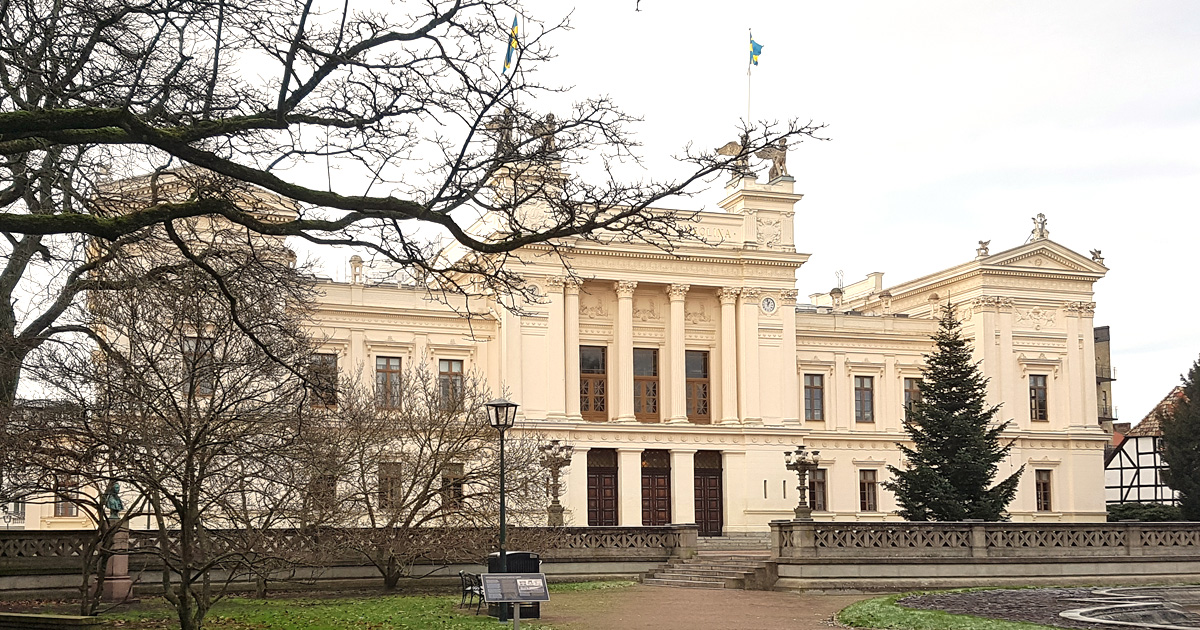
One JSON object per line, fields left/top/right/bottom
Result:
{"left": 502, "top": 0, "right": 1200, "bottom": 425}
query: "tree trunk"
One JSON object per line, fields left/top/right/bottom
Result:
{"left": 0, "top": 341, "right": 25, "bottom": 410}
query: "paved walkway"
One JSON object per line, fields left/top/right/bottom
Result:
{"left": 541, "top": 585, "right": 872, "bottom": 630}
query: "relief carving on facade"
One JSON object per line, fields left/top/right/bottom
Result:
{"left": 579, "top": 297, "right": 610, "bottom": 319}
{"left": 684, "top": 302, "right": 713, "bottom": 324}
{"left": 633, "top": 297, "right": 662, "bottom": 322}
{"left": 1016, "top": 306, "right": 1057, "bottom": 330}
{"left": 1063, "top": 301, "right": 1097, "bottom": 317}
{"left": 969, "top": 295, "right": 1016, "bottom": 313}
{"left": 757, "top": 216, "right": 782, "bottom": 247}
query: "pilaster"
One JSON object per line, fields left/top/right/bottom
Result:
{"left": 545, "top": 277, "right": 567, "bottom": 421}
{"left": 667, "top": 284, "right": 690, "bottom": 423}
{"left": 617, "top": 448, "right": 643, "bottom": 526}
{"left": 564, "top": 446, "right": 590, "bottom": 526}
{"left": 564, "top": 280, "right": 582, "bottom": 421}
{"left": 780, "top": 289, "right": 800, "bottom": 424}
{"left": 502, "top": 308, "right": 524, "bottom": 417}
{"left": 671, "top": 449, "right": 697, "bottom": 525}
{"left": 738, "top": 287, "right": 762, "bottom": 425}
{"left": 718, "top": 288, "right": 740, "bottom": 424}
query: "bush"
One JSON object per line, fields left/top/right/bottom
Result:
{"left": 1106, "top": 502, "right": 1182, "bottom": 522}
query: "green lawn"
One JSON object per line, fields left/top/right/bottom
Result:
{"left": 837, "top": 593, "right": 1062, "bottom": 630}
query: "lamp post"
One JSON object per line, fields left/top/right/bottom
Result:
{"left": 485, "top": 398, "right": 519, "bottom": 576}
{"left": 784, "top": 445, "right": 820, "bottom": 521}
{"left": 539, "top": 440, "right": 574, "bottom": 526}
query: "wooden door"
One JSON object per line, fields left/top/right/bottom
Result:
{"left": 587, "top": 468, "right": 617, "bottom": 526}
{"left": 641, "top": 471, "right": 671, "bottom": 526}
{"left": 694, "top": 472, "right": 723, "bottom": 536}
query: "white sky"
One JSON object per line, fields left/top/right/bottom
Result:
{"left": 507, "top": 0, "right": 1200, "bottom": 425}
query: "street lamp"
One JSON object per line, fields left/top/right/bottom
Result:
{"left": 784, "top": 446, "right": 820, "bottom": 521}
{"left": 485, "top": 398, "right": 519, "bottom": 577}
{"left": 539, "top": 440, "right": 574, "bottom": 526}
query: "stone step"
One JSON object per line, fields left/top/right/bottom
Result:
{"left": 654, "top": 569, "right": 751, "bottom": 580}
{"left": 673, "top": 561, "right": 766, "bottom": 570}
{"left": 644, "top": 577, "right": 731, "bottom": 589}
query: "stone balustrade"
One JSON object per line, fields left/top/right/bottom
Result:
{"left": 770, "top": 520, "right": 1200, "bottom": 560}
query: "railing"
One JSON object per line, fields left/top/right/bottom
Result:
{"left": 1097, "top": 364, "right": 1116, "bottom": 381}
{"left": 0, "top": 530, "right": 92, "bottom": 574}
{"left": 770, "top": 521, "right": 1200, "bottom": 560}
{"left": 1098, "top": 403, "right": 1118, "bottom": 420}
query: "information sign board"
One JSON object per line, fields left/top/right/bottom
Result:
{"left": 481, "top": 573, "right": 550, "bottom": 603}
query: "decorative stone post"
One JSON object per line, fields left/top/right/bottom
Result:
{"left": 540, "top": 440, "right": 574, "bottom": 526}
{"left": 784, "top": 446, "right": 820, "bottom": 521}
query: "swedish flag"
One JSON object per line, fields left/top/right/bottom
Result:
{"left": 503, "top": 15, "right": 519, "bottom": 74}
{"left": 750, "top": 35, "right": 763, "bottom": 66}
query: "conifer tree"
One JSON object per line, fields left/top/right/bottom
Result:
{"left": 883, "top": 306, "right": 1023, "bottom": 521}
{"left": 1161, "top": 357, "right": 1200, "bottom": 520}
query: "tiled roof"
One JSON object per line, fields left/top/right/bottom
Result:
{"left": 1127, "top": 387, "right": 1185, "bottom": 437}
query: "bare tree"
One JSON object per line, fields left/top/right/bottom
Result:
{"left": 19, "top": 216, "right": 321, "bottom": 630}
{"left": 0, "top": 0, "right": 825, "bottom": 407}
{"left": 308, "top": 364, "right": 549, "bottom": 589}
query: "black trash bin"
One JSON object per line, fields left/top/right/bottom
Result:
{"left": 486, "top": 551, "right": 541, "bottom": 619}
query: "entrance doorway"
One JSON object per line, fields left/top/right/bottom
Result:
{"left": 641, "top": 450, "right": 671, "bottom": 525}
{"left": 694, "top": 450, "right": 723, "bottom": 536}
{"left": 587, "top": 449, "right": 617, "bottom": 526}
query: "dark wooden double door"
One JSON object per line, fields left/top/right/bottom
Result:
{"left": 694, "top": 451, "right": 723, "bottom": 537}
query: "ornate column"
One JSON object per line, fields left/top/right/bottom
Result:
{"left": 546, "top": 277, "right": 567, "bottom": 421}
{"left": 614, "top": 281, "right": 638, "bottom": 423}
{"left": 718, "top": 288, "right": 740, "bottom": 424}
{"left": 781, "top": 289, "right": 800, "bottom": 424}
{"left": 670, "top": 449, "right": 697, "bottom": 525}
{"left": 617, "top": 448, "right": 643, "bottom": 526}
{"left": 564, "top": 280, "right": 582, "bottom": 421}
{"left": 564, "top": 446, "right": 590, "bottom": 525}
{"left": 667, "top": 284, "right": 690, "bottom": 423}
{"left": 738, "top": 288, "right": 762, "bottom": 425}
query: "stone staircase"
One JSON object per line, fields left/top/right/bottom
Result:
{"left": 696, "top": 533, "right": 770, "bottom": 551}
{"left": 643, "top": 549, "right": 775, "bottom": 590}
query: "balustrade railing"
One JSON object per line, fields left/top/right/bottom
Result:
{"left": 770, "top": 521, "right": 1200, "bottom": 560}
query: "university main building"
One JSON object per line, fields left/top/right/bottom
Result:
{"left": 313, "top": 172, "right": 1111, "bottom": 535}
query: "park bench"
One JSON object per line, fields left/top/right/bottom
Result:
{"left": 458, "top": 570, "right": 483, "bottom": 613}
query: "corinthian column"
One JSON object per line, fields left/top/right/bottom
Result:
{"left": 739, "top": 288, "right": 762, "bottom": 425}
{"left": 667, "top": 284, "right": 690, "bottom": 423}
{"left": 564, "top": 280, "right": 582, "bottom": 421}
{"left": 718, "top": 287, "right": 740, "bottom": 424}
{"left": 545, "top": 277, "right": 567, "bottom": 421}
{"left": 614, "top": 280, "right": 638, "bottom": 423}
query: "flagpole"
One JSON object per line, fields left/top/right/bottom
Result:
{"left": 746, "top": 29, "right": 752, "bottom": 129}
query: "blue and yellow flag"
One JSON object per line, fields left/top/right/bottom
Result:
{"left": 750, "top": 34, "right": 763, "bottom": 66}
{"left": 503, "top": 15, "right": 519, "bottom": 74}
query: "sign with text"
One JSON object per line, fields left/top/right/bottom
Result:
{"left": 481, "top": 573, "right": 550, "bottom": 603}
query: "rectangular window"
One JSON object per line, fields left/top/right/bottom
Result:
{"left": 685, "top": 350, "right": 710, "bottom": 424}
{"left": 441, "top": 463, "right": 465, "bottom": 509}
{"left": 633, "top": 348, "right": 660, "bottom": 422}
{"left": 308, "top": 473, "right": 337, "bottom": 508}
{"left": 809, "top": 468, "right": 827, "bottom": 511}
{"left": 375, "top": 356, "right": 403, "bottom": 409}
{"left": 854, "top": 376, "right": 875, "bottom": 423}
{"left": 804, "top": 374, "right": 825, "bottom": 421}
{"left": 859, "top": 469, "right": 878, "bottom": 512}
{"left": 182, "top": 336, "right": 215, "bottom": 397}
{"left": 1030, "top": 375, "right": 1049, "bottom": 421}
{"left": 379, "top": 462, "right": 404, "bottom": 510}
{"left": 309, "top": 353, "right": 339, "bottom": 407}
{"left": 54, "top": 477, "right": 77, "bottom": 518}
{"left": 439, "top": 359, "right": 465, "bottom": 411}
{"left": 904, "top": 377, "right": 922, "bottom": 418}
{"left": 1036, "top": 469, "right": 1052, "bottom": 512}
{"left": 580, "top": 346, "right": 608, "bottom": 422}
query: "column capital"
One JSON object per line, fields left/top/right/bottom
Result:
{"left": 614, "top": 280, "right": 639, "bottom": 298}
{"left": 667, "top": 284, "right": 690, "bottom": 301}
{"left": 669, "top": 448, "right": 698, "bottom": 455}
{"left": 718, "top": 287, "right": 741, "bottom": 304}
{"left": 1063, "top": 301, "right": 1096, "bottom": 317}
{"left": 740, "top": 287, "right": 762, "bottom": 301}
{"left": 780, "top": 289, "right": 799, "bottom": 306}
{"left": 545, "top": 276, "right": 567, "bottom": 293}
{"left": 563, "top": 278, "right": 581, "bottom": 295}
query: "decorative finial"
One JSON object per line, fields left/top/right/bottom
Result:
{"left": 349, "top": 255, "right": 364, "bottom": 285}
{"left": 1090, "top": 249, "right": 1104, "bottom": 265}
{"left": 976, "top": 240, "right": 990, "bottom": 258}
{"left": 1030, "top": 213, "right": 1049, "bottom": 241}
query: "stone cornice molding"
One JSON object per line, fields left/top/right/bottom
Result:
{"left": 718, "top": 287, "right": 741, "bottom": 304}
{"left": 667, "top": 284, "right": 691, "bottom": 301}
{"left": 614, "top": 280, "right": 638, "bottom": 298}
{"left": 521, "top": 242, "right": 808, "bottom": 269}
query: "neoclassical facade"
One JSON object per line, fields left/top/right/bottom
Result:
{"left": 310, "top": 175, "right": 1112, "bottom": 534}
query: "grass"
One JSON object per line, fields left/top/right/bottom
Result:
{"left": 836, "top": 592, "right": 1062, "bottom": 630}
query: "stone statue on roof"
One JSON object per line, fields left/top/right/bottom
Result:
{"left": 716, "top": 132, "right": 752, "bottom": 176}
{"left": 755, "top": 138, "right": 789, "bottom": 181}
{"left": 1031, "top": 213, "right": 1049, "bottom": 240}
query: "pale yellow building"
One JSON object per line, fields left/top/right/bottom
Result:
{"left": 312, "top": 175, "right": 1111, "bottom": 534}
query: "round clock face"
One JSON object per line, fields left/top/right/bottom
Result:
{"left": 761, "top": 296, "right": 777, "bottom": 314}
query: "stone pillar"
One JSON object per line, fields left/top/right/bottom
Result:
{"left": 667, "top": 284, "right": 690, "bottom": 424}
{"left": 833, "top": 352, "right": 849, "bottom": 431}
{"left": 565, "top": 280, "right": 582, "bottom": 421}
{"left": 718, "top": 288, "right": 740, "bottom": 424}
{"left": 564, "top": 446, "right": 590, "bottom": 526}
{"left": 738, "top": 288, "right": 762, "bottom": 425}
{"left": 102, "top": 519, "right": 132, "bottom": 601}
{"left": 722, "top": 450, "right": 748, "bottom": 532}
{"left": 617, "top": 448, "right": 643, "bottom": 526}
{"left": 614, "top": 281, "right": 638, "bottom": 423}
{"left": 781, "top": 289, "right": 800, "bottom": 424}
{"left": 545, "top": 277, "right": 567, "bottom": 421}
{"left": 671, "top": 449, "right": 697, "bottom": 524}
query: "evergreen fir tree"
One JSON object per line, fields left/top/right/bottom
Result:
{"left": 883, "top": 306, "right": 1022, "bottom": 521}
{"left": 1161, "top": 357, "right": 1200, "bottom": 520}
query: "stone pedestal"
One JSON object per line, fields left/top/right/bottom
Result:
{"left": 102, "top": 519, "right": 132, "bottom": 602}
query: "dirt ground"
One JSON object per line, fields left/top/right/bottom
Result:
{"left": 540, "top": 585, "right": 871, "bottom": 630}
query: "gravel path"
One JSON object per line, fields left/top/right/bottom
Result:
{"left": 542, "top": 585, "right": 870, "bottom": 630}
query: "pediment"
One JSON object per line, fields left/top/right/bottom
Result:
{"left": 983, "top": 241, "right": 1105, "bottom": 274}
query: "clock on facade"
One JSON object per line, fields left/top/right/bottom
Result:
{"left": 760, "top": 296, "right": 777, "bottom": 314}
